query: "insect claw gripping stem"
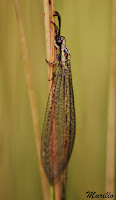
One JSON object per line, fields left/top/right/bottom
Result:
{"left": 48, "top": 73, "right": 55, "bottom": 81}
{"left": 45, "top": 59, "right": 57, "bottom": 65}
{"left": 48, "top": 73, "right": 61, "bottom": 81}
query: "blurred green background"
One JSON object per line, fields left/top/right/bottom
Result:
{"left": 0, "top": 0, "right": 114, "bottom": 200}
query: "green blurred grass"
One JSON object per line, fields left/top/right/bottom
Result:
{"left": 0, "top": 0, "right": 113, "bottom": 200}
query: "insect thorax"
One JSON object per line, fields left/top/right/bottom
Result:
{"left": 58, "top": 37, "right": 71, "bottom": 70}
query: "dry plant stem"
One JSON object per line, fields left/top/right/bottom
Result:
{"left": 14, "top": 1, "right": 50, "bottom": 200}
{"left": 55, "top": 182, "right": 61, "bottom": 200}
{"left": 50, "top": 2, "right": 61, "bottom": 200}
{"left": 50, "top": 186, "right": 54, "bottom": 200}
{"left": 43, "top": 0, "right": 51, "bottom": 91}
{"left": 43, "top": 0, "right": 61, "bottom": 199}
{"left": 105, "top": 0, "right": 116, "bottom": 195}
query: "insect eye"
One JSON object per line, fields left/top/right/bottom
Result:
{"left": 56, "top": 39, "right": 62, "bottom": 46}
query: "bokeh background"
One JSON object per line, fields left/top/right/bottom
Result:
{"left": 0, "top": 0, "right": 115, "bottom": 200}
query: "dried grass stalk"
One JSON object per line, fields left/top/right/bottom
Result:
{"left": 14, "top": 1, "right": 50, "bottom": 200}
{"left": 105, "top": 0, "right": 116, "bottom": 194}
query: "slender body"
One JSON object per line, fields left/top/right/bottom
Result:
{"left": 41, "top": 12, "right": 76, "bottom": 185}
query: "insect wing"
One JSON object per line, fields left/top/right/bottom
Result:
{"left": 41, "top": 63, "right": 76, "bottom": 185}
{"left": 41, "top": 65, "right": 63, "bottom": 184}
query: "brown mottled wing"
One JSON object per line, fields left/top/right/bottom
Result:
{"left": 41, "top": 64, "right": 75, "bottom": 185}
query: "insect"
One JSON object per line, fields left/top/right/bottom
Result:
{"left": 41, "top": 11, "right": 76, "bottom": 185}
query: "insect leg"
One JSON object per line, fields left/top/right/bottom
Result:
{"left": 45, "top": 59, "right": 57, "bottom": 65}
{"left": 51, "top": 21, "right": 60, "bottom": 41}
{"left": 48, "top": 73, "right": 61, "bottom": 81}
{"left": 53, "top": 11, "right": 61, "bottom": 38}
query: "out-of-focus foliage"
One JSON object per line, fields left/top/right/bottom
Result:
{"left": 0, "top": 0, "right": 113, "bottom": 200}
